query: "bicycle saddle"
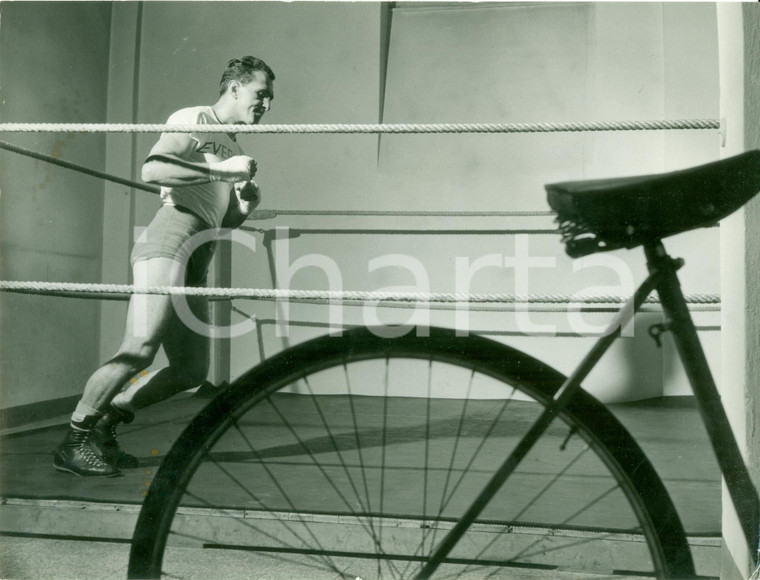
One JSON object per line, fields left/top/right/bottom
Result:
{"left": 546, "top": 150, "right": 760, "bottom": 258}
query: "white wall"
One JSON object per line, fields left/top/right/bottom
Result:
{"left": 1, "top": 2, "right": 723, "bottom": 414}
{"left": 225, "top": 3, "right": 720, "bottom": 403}
{"left": 0, "top": 2, "right": 112, "bottom": 411}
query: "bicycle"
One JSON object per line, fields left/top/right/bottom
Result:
{"left": 128, "top": 150, "right": 760, "bottom": 579}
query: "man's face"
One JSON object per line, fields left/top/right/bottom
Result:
{"left": 235, "top": 70, "right": 274, "bottom": 125}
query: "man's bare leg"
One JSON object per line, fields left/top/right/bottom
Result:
{"left": 112, "top": 294, "right": 210, "bottom": 411}
{"left": 54, "top": 258, "right": 186, "bottom": 476}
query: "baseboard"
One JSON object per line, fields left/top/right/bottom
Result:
{"left": 0, "top": 395, "right": 79, "bottom": 431}
{"left": 0, "top": 381, "right": 226, "bottom": 433}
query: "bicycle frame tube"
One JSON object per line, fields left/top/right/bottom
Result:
{"left": 646, "top": 242, "right": 760, "bottom": 559}
{"left": 417, "top": 258, "right": 664, "bottom": 579}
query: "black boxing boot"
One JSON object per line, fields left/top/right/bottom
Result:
{"left": 54, "top": 427, "right": 121, "bottom": 477}
{"left": 90, "top": 404, "right": 139, "bottom": 469}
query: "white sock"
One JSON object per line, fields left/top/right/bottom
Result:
{"left": 70, "top": 401, "right": 102, "bottom": 430}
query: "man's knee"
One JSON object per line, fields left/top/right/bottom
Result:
{"left": 112, "top": 344, "right": 159, "bottom": 374}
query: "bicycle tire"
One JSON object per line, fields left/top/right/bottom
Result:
{"left": 129, "top": 326, "right": 694, "bottom": 579}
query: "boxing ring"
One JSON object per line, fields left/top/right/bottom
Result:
{"left": 0, "top": 116, "right": 728, "bottom": 579}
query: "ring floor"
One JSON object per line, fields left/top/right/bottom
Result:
{"left": 0, "top": 393, "right": 722, "bottom": 579}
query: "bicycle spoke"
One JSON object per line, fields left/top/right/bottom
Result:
{"left": 165, "top": 530, "right": 358, "bottom": 580}
{"left": 376, "top": 358, "right": 391, "bottom": 578}
{"left": 345, "top": 363, "right": 378, "bottom": 528}
{"left": 263, "top": 393, "right": 405, "bottom": 577}
{"left": 169, "top": 495, "right": 347, "bottom": 576}
{"left": 301, "top": 373, "right": 372, "bottom": 515}
{"left": 410, "top": 389, "right": 517, "bottom": 567}
{"left": 399, "top": 359, "right": 437, "bottom": 580}
{"left": 506, "top": 484, "right": 626, "bottom": 564}
{"left": 509, "top": 443, "right": 591, "bottom": 522}
{"left": 453, "top": 442, "right": 592, "bottom": 576}
{"left": 196, "top": 419, "right": 345, "bottom": 574}
{"left": 131, "top": 328, "right": 693, "bottom": 579}
{"left": 299, "top": 372, "right": 401, "bottom": 577}
{"left": 434, "top": 369, "right": 475, "bottom": 524}
{"left": 422, "top": 361, "right": 433, "bottom": 556}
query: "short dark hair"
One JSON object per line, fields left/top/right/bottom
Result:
{"left": 219, "top": 56, "right": 275, "bottom": 95}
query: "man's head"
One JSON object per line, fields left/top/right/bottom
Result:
{"left": 220, "top": 56, "right": 275, "bottom": 125}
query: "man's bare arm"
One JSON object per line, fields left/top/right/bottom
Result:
{"left": 222, "top": 181, "right": 262, "bottom": 228}
{"left": 141, "top": 132, "right": 256, "bottom": 186}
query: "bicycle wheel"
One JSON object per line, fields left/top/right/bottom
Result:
{"left": 129, "top": 326, "right": 694, "bottom": 579}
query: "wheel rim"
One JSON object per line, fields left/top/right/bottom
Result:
{"left": 130, "top": 328, "right": 693, "bottom": 579}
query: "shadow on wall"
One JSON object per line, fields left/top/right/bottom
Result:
{"left": 607, "top": 312, "right": 681, "bottom": 402}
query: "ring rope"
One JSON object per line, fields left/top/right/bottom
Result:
{"left": 0, "top": 280, "right": 719, "bottom": 305}
{"left": 0, "top": 140, "right": 160, "bottom": 194}
{"left": 248, "top": 209, "right": 556, "bottom": 219}
{"left": 245, "top": 227, "right": 560, "bottom": 236}
{"left": 0, "top": 139, "right": 555, "bottom": 219}
{"left": 232, "top": 306, "right": 720, "bottom": 324}
{"left": 0, "top": 283, "right": 720, "bottom": 312}
{"left": 231, "top": 300, "right": 720, "bottom": 314}
{"left": 0, "top": 119, "right": 720, "bottom": 135}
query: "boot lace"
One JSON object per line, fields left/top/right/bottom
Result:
{"left": 105, "top": 423, "right": 118, "bottom": 444}
{"left": 79, "top": 436, "right": 110, "bottom": 467}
